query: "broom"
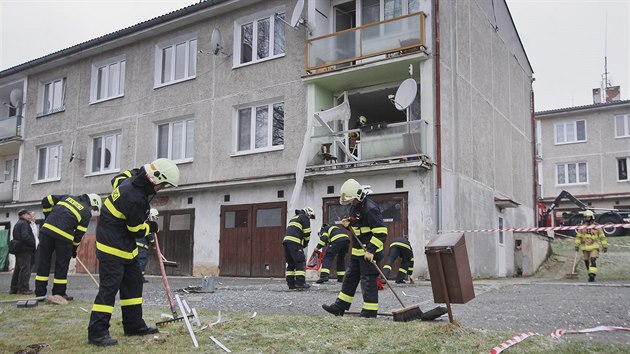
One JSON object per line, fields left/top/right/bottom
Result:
{"left": 565, "top": 251, "right": 579, "bottom": 279}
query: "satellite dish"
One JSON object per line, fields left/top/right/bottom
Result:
{"left": 9, "top": 88, "right": 22, "bottom": 107}
{"left": 393, "top": 78, "right": 417, "bottom": 111}
{"left": 290, "top": 0, "right": 305, "bottom": 28}
{"left": 210, "top": 28, "right": 223, "bottom": 55}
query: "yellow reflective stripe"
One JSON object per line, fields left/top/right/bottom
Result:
{"left": 337, "top": 271, "right": 345, "bottom": 276}
{"left": 42, "top": 223, "right": 74, "bottom": 242}
{"left": 77, "top": 225, "right": 87, "bottom": 232}
{"left": 372, "top": 227, "right": 387, "bottom": 234}
{"left": 390, "top": 242, "right": 411, "bottom": 250}
{"left": 363, "top": 302, "right": 378, "bottom": 311}
{"left": 320, "top": 268, "right": 330, "bottom": 274}
{"left": 399, "top": 268, "right": 408, "bottom": 274}
{"left": 59, "top": 201, "right": 82, "bottom": 222}
{"left": 120, "top": 297, "right": 143, "bottom": 306}
{"left": 42, "top": 207, "right": 52, "bottom": 213}
{"left": 96, "top": 241, "right": 138, "bottom": 260}
{"left": 360, "top": 226, "right": 371, "bottom": 233}
{"left": 72, "top": 241, "right": 80, "bottom": 246}
{"left": 370, "top": 236, "right": 384, "bottom": 249}
{"left": 338, "top": 292, "right": 353, "bottom": 304}
{"left": 322, "top": 231, "right": 330, "bottom": 238}
{"left": 352, "top": 227, "right": 361, "bottom": 235}
{"left": 127, "top": 223, "right": 147, "bottom": 233}
{"left": 294, "top": 270, "right": 305, "bottom": 276}
{"left": 285, "top": 270, "right": 296, "bottom": 276}
{"left": 136, "top": 242, "right": 149, "bottom": 249}
{"left": 289, "top": 221, "right": 303, "bottom": 229}
{"left": 47, "top": 195, "right": 54, "bottom": 205}
{"left": 53, "top": 278, "right": 68, "bottom": 284}
{"left": 283, "top": 236, "right": 302, "bottom": 244}
{"left": 303, "top": 227, "right": 311, "bottom": 234}
{"left": 410, "top": 257, "right": 415, "bottom": 262}
{"left": 352, "top": 248, "right": 365, "bottom": 256}
{"left": 330, "top": 234, "right": 349, "bottom": 242}
{"left": 92, "top": 304, "right": 114, "bottom": 314}
{"left": 318, "top": 240, "right": 326, "bottom": 247}
{"left": 383, "top": 265, "right": 392, "bottom": 270}
{"left": 35, "top": 275, "right": 49, "bottom": 282}
{"left": 104, "top": 198, "right": 125, "bottom": 220}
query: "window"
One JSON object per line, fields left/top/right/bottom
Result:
{"left": 38, "top": 78, "right": 65, "bottom": 116}
{"left": 235, "top": 12, "right": 285, "bottom": 66}
{"left": 618, "top": 157, "right": 629, "bottom": 181}
{"left": 556, "top": 162, "right": 587, "bottom": 185}
{"left": 157, "top": 119, "right": 194, "bottom": 161}
{"left": 236, "top": 102, "right": 284, "bottom": 153}
{"left": 615, "top": 114, "right": 630, "bottom": 138}
{"left": 36, "top": 144, "right": 61, "bottom": 181}
{"left": 155, "top": 34, "right": 197, "bottom": 86}
{"left": 91, "top": 57, "right": 125, "bottom": 102}
{"left": 498, "top": 217, "right": 504, "bottom": 245}
{"left": 554, "top": 120, "right": 586, "bottom": 144}
{"left": 90, "top": 132, "right": 121, "bottom": 174}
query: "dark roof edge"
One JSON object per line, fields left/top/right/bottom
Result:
{"left": 0, "top": 0, "right": 229, "bottom": 79}
{"left": 535, "top": 99, "right": 630, "bottom": 116}
{"left": 503, "top": 0, "right": 534, "bottom": 74}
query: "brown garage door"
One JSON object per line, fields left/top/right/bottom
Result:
{"left": 146, "top": 209, "right": 195, "bottom": 276}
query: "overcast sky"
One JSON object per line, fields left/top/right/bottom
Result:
{"left": 1, "top": 0, "right": 628, "bottom": 112}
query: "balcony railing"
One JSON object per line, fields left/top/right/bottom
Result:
{"left": 0, "top": 116, "right": 21, "bottom": 141}
{"left": 0, "top": 180, "right": 17, "bottom": 203}
{"left": 306, "top": 120, "right": 427, "bottom": 170}
{"left": 306, "top": 12, "right": 426, "bottom": 72}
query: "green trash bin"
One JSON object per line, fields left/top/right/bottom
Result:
{"left": 0, "top": 229, "right": 9, "bottom": 272}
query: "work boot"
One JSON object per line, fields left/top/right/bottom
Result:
{"left": 88, "top": 335, "right": 118, "bottom": 346}
{"left": 322, "top": 303, "right": 345, "bottom": 316}
{"left": 56, "top": 294, "right": 73, "bottom": 301}
{"left": 295, "top": 283, "right": 311, "bottom": 290}
{"left": 359, "top": 310, "right": 377, "bottom": 318}
{"left": 124, "top": 326, "right": 159, "bottom": 336}
{"left": 316, "top": 276, "right": 328, "bottom": 284}
{"left": 588, "top": 273, "right": 596, "bottom": 282}
{"left": 337, "top": 276, "right": 344, "bottom": 283}
{"left": 18, "top": 290, "right": 34, "bottom": 295}
{"left": 395, "top": 279, "right": 406, "bottom": 284}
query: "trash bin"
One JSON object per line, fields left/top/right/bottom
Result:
{"left": 425, "top": 233, "right": 475, "bottom": 304}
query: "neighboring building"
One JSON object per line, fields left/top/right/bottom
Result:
{"left": 535, "top": 99, "right": 630, "bottom": 233}
{"left": 0, "top": 0, "right": 545, "bottom": 278}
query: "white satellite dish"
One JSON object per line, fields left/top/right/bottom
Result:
{"left": 290, "top": 0, "right": 305, "bottom": 28}
{"left": 210, "top": 28, "right": 223, "bottom": 55}
{"left": 9, "top": 88, "right": 22, "bottom": 107}
{"left": 393, "top": 78, "right": 417, "bottom": 111}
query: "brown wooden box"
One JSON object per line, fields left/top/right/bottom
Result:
{"left": 424, "top": 233, "right": 475, "bottom": 304}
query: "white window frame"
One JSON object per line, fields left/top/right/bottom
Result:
{"left": 233, "top": 8, "right": 286, "bottom": 68}
{"left": 615, "top": 114, "right": 630, "bottom": 138}
{"left": 37, "top": 78, "right": 66, "bottom": 117}
{"left": 233, "top": 100, "right": 285, "bottom": 155}
{"left": 618, "top": 157, "right": 629, "bottom": 182}
{"left": 90, "top": 55, "right": 125, "bottom": 103}
{"left": 35, "top": 143, "right": 62, "bottom": 182}
{"left": 88, "top": 132, "right": 122, "bottom": 175}
{"left": 555, "top": 162, "right": 588, "bottom": 186}
{"left": 154, "top": 33, "right": 197, "bottom": 88}
{"left": 157, "top": 119, "right": 194, "bottom": 163}
{"left": 554, "top": 120, "right": 586, "bottom": 145}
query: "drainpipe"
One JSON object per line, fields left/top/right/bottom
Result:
{"left": 531, "top": 86, "right": 538, "bottom": 224}
{"left": 434, "top": 0, "right": 443, "bottom": 232}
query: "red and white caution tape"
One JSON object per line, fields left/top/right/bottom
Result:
{"left": 551, "top": 325, "right": 630, "bottom": 339}
{"left": 489, "top": 332, "right": 541, "bottom": 354}
{"left": 441, "top": 224, "right": 630, "bottom": 234}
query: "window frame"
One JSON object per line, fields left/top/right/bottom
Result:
{"left": 233, "top": 100, "right": 285, "bottom": 155}
{"left": 618, "top": 157, "right": 629, "bottom": 182}
{"left": 615, "top": 114, "right": 630, "bottom": 138}
{"left": 35, "top": 143, "right": 62, "bottom": 182}
{"left": 554, "top": 120, "right": 587, "bottom": 145}
{"left": 156, "top": 118, "right": 195, "bottom": 163}
{"left": 233, "top": 8, "right": 286, "bottom": 68}
{"left": 90, "top": 55, "right": 126, "bottom": 103}
{"left": 154, "top": 33, "right": 197, "bottom": 88}
{"left": 37, "top": 78, "right": 66, "bottom": 117}
{"left": 555, "top": 162, "right": 588, "bottom": 186}
{"left": 88, "top": 131, "right": 122, "bottom": 176}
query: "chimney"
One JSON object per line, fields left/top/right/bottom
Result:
{"left": 593, "top": 88, "right": 602, "bottom": 104}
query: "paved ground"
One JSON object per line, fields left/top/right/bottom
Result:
{"left": 2, "top": 272, "right": 629, "bottom": 344}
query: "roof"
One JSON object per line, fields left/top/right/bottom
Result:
{"left": 535, "top": 99, "right": 630, "bottom": 117}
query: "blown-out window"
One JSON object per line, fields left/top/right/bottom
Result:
{"left": 38, "top": 78, "right": 66, "bottom": 116}
{"left": 618, "top": 157, "right": 629, "bottom": 181}
{"left": 90, "top": 132, "right": 121, "bottom": 174}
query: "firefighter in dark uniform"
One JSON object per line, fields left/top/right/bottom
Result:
{"left": 35, "top": 193, "right": 102, "bottom": 300}
{"left": 323, "top": 178, "right": 387, "bottom": 318}
{"left": 382, "top": 235, "right": 414, "bottom": 284}
{"left": 315, "top": 224, "right": 350, "bottom": 284}
{"left": 283, "top": 207, "right": 315, "bottom": 290}
{"left": 87, "top": 158, "right": 180, "bottom": 346}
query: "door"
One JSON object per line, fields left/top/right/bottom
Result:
{"left": 497, "top": 217, "right": 506, "bottom": 277}
{"left": 146, "top": 209, "right": 195, "bottom": 276}
{"left": 220, "top": 202, "right": 286, "bottom": 277}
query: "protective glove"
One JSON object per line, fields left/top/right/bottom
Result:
{"left": 341, "top": 218, "right": 351, "bottom": 229}
{"left": 364, "top": 251, "right": 374, "bottom": 263}
{"left": 72, "top": 246, "right": 78, "bottom": 259}
{"left": 147, "top": 220, "right": 159, "bottom": 234}
{"left": 603, "top": 247, "right": 608, "bottom": 253}
{"left": 575, "top": 246, "right": 580, "bottom": 252}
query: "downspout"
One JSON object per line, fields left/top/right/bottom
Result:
{"left": 531, "top": 85, "right": 538, "bottom": 224}
{"left": 434, "top": 0, "right": 442, "bottom": 232}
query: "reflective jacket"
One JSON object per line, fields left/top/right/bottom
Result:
{"left": 283, "top": 211, "right": 312, "bottom": 247}
{"left": 317, "top": 225, "right": 349, "bottom": 249}
{"left": 388, "top": 236, "right": 414, "bottom": 273}
{"left": 96, "top": 168, "right": 155, "bottom": 263}
{"left": 348, "top": 197, "right": 387, "bottom": 256}
{"left": 40, "top": 194, "right": 93, "bottom": 247}
{"left": 575, "top": 223, "right": 607, "bottom": 251}
{"left": 112, "top": 168, "right": 155, "bottom": 250}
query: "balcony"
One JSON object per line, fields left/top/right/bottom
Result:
{"left": 306, "top": 12, "right": 426, "bottom": 73}
{"left": 0, "top": 116, "right": 21, "bottom": 141}
{"left": 0, "top": 180, "right": 17, "bottom": 203}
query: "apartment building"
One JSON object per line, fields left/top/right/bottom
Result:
{"left": 0, "top": 0, "right": 545, "bottom": 278}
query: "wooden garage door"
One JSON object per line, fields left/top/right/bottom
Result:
{"left": 146, "top": 209, "right": 195, "bottom": 276}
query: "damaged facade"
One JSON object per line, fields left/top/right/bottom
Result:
{"left": 0, "top": 0, "right": 547, "bottom": 279}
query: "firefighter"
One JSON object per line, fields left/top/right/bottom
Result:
{"left": 283, "top": 207, "right": 315, "bottom": 290}
{"left": 315, "top": 224, "right": 350, "bottom": 284}
{"left": 575, "top": 210, "right": 608, "bottom": 282}
{"left": 35, "top": 193, "right": 102, "bottom": 300}
{"left": 322, "top": 178, "right": 387, "bottom": 318}
{"left": 87, "top": 158, "right": 179, "bottom": 346}
{"left": 382, "top": 235, "right": 414, "bottom": 284}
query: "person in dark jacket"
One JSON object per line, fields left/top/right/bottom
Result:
{"left": 88, "top": 158, "right": 180, "bottom": 347}
{"left": 315, "top": 224, "right": 350, "bottom": 284}
{"left": 35, "top": 194, "right": 101, "bottom": 300}
{"left": 10, "top": 209, "right": 37, "bottom": 295}
{"left": 382, "top": 235, "right": 414, "bottom": 284}
{"left": 282, "top": 207, "right": 315, "bottom": 290}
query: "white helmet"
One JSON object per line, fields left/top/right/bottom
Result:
{"left": 144, "top": 158, "right": 180, "bottom": 187}
{"left": 339, "top": 178, "right": 367, "bottom": 205}
{"left": 302, "top": 207, "right": 315, "bottom": 219}
{"left": 583, "top": 210, "right": 595, "bottom": 222}
{"left": 87, "top": 193, "right": 102, "bottom": 213}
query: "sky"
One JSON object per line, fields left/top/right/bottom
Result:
{"left": 1, "top": 0, "right": 629, "bottom": 112}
